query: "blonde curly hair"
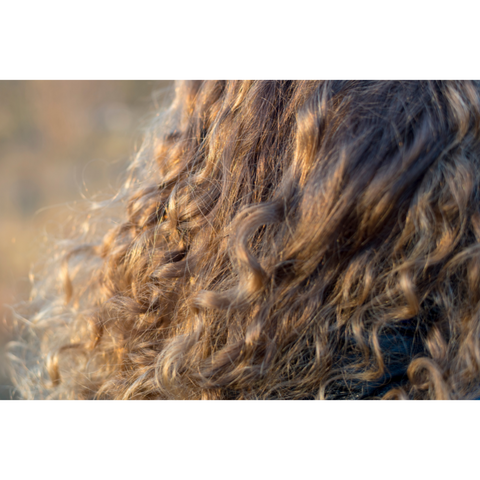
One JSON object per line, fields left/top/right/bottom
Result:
{"left": 8, "top": 80, "right": 480, "bottom": 399}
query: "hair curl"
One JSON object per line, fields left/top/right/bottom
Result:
{"left": 8, "top": 80, "right": 480, "bottom": 399}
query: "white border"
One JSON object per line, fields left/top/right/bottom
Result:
{"left": 0, "top": 401, "right": 478, "bottom": 479}
{"left": 1, "top": 1, "right": 479, "bottom": 79}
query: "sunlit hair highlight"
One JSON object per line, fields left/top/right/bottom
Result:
{"left": 8, "top": 80, "right": 480, "bottom": 400}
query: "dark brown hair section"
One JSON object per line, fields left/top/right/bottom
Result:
{"left": 8, "top": 81, "right": 480, "bottom": 399}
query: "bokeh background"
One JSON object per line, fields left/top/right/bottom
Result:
{"left": 0, "top": 80, "right": 174, "bottom": 399}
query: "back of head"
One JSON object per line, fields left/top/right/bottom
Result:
{"left": 9, "top": 80, "right": 480, "bottom": 399}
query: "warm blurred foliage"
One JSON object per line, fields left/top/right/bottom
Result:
{"left": 0, "top": 80, "right": 173, "bottom": 398}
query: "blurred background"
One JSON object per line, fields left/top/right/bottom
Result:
{"left": 0, "top": 80, "right": 174, "bottom": 399}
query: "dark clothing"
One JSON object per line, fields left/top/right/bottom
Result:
{"left": 326, "top": 322, "right": 426, "bottom": 399}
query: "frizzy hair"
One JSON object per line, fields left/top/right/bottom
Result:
{"left": 8, "top": 80, "right": 480, "bottom": 399}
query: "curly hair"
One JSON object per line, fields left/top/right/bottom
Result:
{"left": 8, "top": 80, "right": 480, "bottom": 400}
